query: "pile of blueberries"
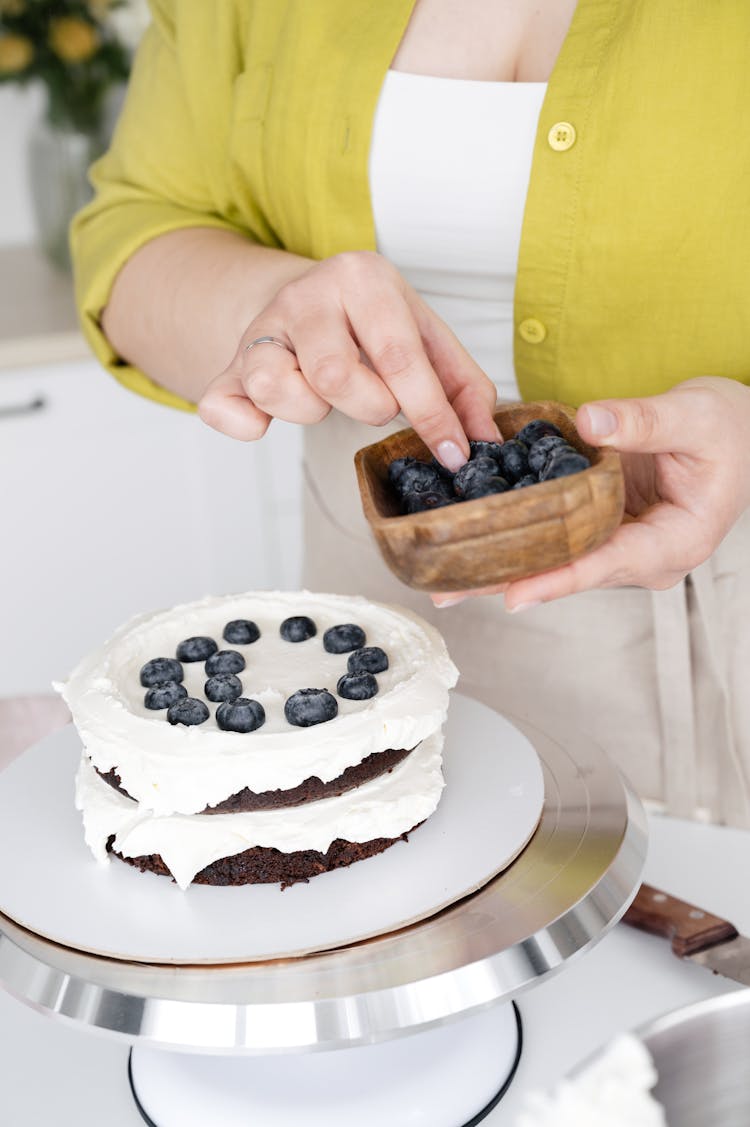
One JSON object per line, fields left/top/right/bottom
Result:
{"left": 138, "top": 617, "right": 389, "bottom": 731}
{"left": 388, "top": 418, "right": 591, "bottom": 514}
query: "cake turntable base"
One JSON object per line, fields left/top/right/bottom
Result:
{"left": 0, "top": 695, "right": 647, "bottom": 1125}
{"left": 129, "top": 1002, "right": 524, "bottom": 1127}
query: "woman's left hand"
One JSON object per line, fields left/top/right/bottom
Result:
{"left": 431, "top": 377, "right": 750, "bottom": 612}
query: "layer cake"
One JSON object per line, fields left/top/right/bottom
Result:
{"left": 60, "top": 591, "right": 458, "bottom": 888}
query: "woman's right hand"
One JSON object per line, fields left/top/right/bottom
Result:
{"left": 198, "top": 251, "right": 500, "bottom": 469}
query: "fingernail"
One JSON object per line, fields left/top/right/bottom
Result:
{"left": 583, "top": 405, "right": 617, "bottom": 437}
{"left": 432, "top": 595, "right": 467, "bottom": 609}
{"left": 436, "top": 440, "right": 468, "bottom": 472}
{"left": 507, "top": 600, "right": 542, "bottom": 614}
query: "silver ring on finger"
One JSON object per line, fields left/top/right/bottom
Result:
{"left": 244, "top": 335, "right": 296, "bottom": 358}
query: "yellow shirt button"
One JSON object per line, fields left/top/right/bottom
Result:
{"left": 547, "top": 121, "right": 576, "bottom": 151}
{"left": 518, "top": 318, "right": 547, "bottom": 344}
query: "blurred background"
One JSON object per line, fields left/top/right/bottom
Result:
{"left": 0, "top": 1, "right": 303, "bottom": 703}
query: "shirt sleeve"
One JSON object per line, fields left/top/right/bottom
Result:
{"left": 70, "top": 0, "right": 249, "bottom": 411}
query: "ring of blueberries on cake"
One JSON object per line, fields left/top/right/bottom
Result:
{"left": 59, "top": 592, "right": 458, "bottom": 888}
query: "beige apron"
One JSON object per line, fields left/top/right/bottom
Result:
{"left": 302, "top": 412, "right": 750, "bottom": 828}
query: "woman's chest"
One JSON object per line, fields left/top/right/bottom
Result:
{"left": 390, "top": 0, "right": 578, "bottom": 82}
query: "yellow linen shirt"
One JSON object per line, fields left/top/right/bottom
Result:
{"left": 71, "top": 0, "right": 750, "bottom": 412}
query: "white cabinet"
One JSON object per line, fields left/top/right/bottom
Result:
{"left": 0, "top": 359, "right": 303, "bottom": 694}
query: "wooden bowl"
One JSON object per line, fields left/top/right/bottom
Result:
{"left": 354, "top": 401, "right": 625, "bottom": 592}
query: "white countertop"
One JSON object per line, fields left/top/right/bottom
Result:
{"left": 0, "top": 244, "right": 88, "bottom": 370}
{"left": 0, "top": 717, "right": 745, "bottom": 1125}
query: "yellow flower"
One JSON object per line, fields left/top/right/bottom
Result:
{"left": 0, "top": 32, "right": 33, "bottom": 74}
{"left": 87, "top": 0, "right": 114, "bottom": 20}
{"left": 49, "top": 17, "right": 100, "bottom": 63}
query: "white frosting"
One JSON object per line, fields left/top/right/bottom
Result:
{"left": 59, "top": 591, "right": 458, "bottom": 816}
{"left": 75, "top": 732, "right": 445, "bottom": 890}
{"left": 516, "top": 1034, "right": 667, "bottom": 1127}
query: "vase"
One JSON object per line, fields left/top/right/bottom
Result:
{"left": 27, "top": 118, "right": 104, "bottom": 272}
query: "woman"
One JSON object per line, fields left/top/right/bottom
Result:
{"left": 71, "top": 0, "right": 750, "bottom": 825}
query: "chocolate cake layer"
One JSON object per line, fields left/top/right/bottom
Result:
{"left": 97, "top": 745, "right": 413, "bottom": 813}
{"left": 107, "top": 828, "right": 417, "bottom": 888}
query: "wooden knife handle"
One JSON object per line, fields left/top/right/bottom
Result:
{"left": 623, "top": 882, "right": 739, "bottom": 957}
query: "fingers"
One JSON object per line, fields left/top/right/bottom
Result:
{"left": 290, "top": 306, "right": 400, "bottom": 426}
{"left": 344, "top": 281, "right": 472, "bottom": 470}
{"left": 430, "top": 582, "right": 509, "bottom": 609}
{"left": 199, "top": 251, "right": 501, "bottom": 458}
{"left": 198, "top": 368, "right": 272, "bottom": 441}
{"left": 410, "top": 295, "right": 501, "bottom": 442}
{"left": 576, "top": 384, "right": 720, "bottom": 456}
{"left": 502, "top": 506, "right": 704, "bottom": 609}
{"left": 234, "top": 308, "right": 402, "bottom": 428}
{"left": 240, "top": 335, "right": 331, "bottom": 426}
{"left": 427, "top": 508, "right": 698, "bottom": 609}
{"left": 426, "top": 505, "right": 715, "bottom": 614}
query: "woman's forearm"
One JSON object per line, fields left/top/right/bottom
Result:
{"left": 101, "top": 227, "right": 313, "bottom": 403}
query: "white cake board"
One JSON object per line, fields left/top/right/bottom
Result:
{"left": 0, "top": 695, "right": 544, "bottom": 964}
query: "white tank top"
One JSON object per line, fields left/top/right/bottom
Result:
{"left": 369, "top": 71, "right": 547, "bottom": 400}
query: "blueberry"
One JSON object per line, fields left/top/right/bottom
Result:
{"left": 348, "top": 646, "right": 389, "bottom": 674}
{"left": 205, "top": 673, "right": 243, "bottom": 703}
{"left": 388, "top": 456, "right": 419, "bottom": 489}
{"left": 495, "top": 439, "right": 530, "bottom": 483}
{"left": 284, "top": 688, "right": 338, "bottom": 727}
{"left": 144, "top": 681, "right": 188, "bottom": 710}
{"left": 223, "top": 619, "right": 260, "bottom": 645}
{"left": 463, "top": 475, "right": 511, "bottom": 500}
{"left": 453, "top": 456, "right": 500, "bottom": 497}
{"left": 403, "top": 490, "right": 456, "bottom": 513}
{"left": 394, "top": 460, "right": 442, "bottom": 495}
{"left": 432, "top": 475, "right": 456, "bottom": 498}
{"left": 140, "top": 657, "right": 184, "bottom": 688}
{"left": 176, "top": 636, "right": 218, "bottom": 663}
{"left": 205, "top": 649, "right": 246, "bottom": 675}
{"left": 167, "top": 698, "right": 210, "bottom": 726}
{"left": 515, "top": 419, "right": 563, "bottom": 447}
{"left": 323, "top": 623, "right": 366, "bottom": 653}
{"left": 527, "top": 435, "right": 569, "bottom": 475}
{"left": 469, "top": 440, "right": 504, "bottom": 464}
{"left": 513, "top": 474, "right": 538, "bottom": 489}
{"left": 540, "top": 450, "right": 591, "bottom": 480}
{"left": 280, "top": 616, "right": 317, "bottom": 642}
{"left": 337, "top": 672, "right": 379, "bottom": 700}
{"left": 429, "top": 456, "right": 456, "bottom": 484}
{"left": 216, "top": 697, "right": 266, "bottom": 733}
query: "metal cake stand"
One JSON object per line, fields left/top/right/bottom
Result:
{"left": 0, "top": 709, "right": 647, "bottom": 1126}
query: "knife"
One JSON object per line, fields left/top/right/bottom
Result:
{"left": 622, "top": 882, "right": 750, "bottom": 986}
